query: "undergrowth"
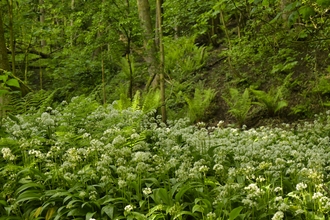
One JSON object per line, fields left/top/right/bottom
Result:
{"left": 1, "top": 96, "right": 330, "bottom": 219}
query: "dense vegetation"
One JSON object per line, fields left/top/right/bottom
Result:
{"left": 0, "top": 0, "right": 330, "bottom": 123}
{"left": 2, "top": 98, "right": 330, "bottom": 219}
{"left": 1, "top": 0, "right": 330, "bottom": 219}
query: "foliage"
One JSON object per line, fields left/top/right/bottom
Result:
{"left": 250, "top": 87, "right": 288, "bottom": 116}
{"left": 0, "top": 72, "right": 20, "bottom": 95}
{"left": 2, "top": 96, "right": 330, "bottom": 219}
{"left": 313, "top": 76, "right": 330, "bottom": 95}
{"left": 223, "top": 88, "right": 252, "bottom": 127}
{"left": 184, "top": 87, "right": 216, "bottom": 123}
{"left": 164, "top": 36, "right": 207, "bottom": 81}
{"left": 7, "top": 90, "right": 58, "bottom": 115}
{"left": 1, "top": 0, "right": 330, "bottom": 124}
{"left": 142, "top": 89, "right": 161, "bottom": 113}
{"left": 0, "top": 71, "right": 20, "bottom": 121}
{"left": 162, "top": 0, "right": 214, "bottom": 37}
{"left": 114, "top": 90, "right": 161, "bottom": 113}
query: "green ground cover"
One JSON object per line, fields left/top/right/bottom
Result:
{"left": 1, "top": 96, "right": 330, "bottom": 219}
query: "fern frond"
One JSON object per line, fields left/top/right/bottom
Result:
{"left": 185, "top": 88, "right": 216, "bottom": 122}
{"left": 275, "top": 100, "right": 288, "bottom": 113}
{"left": 131, "top": 91, "right": 140, "bottom": 111}
{"left": 113, "top": 93, "right": 131, "bottom": 111}
{"left": 223, "top": 88, "right": 251, "bottom": 127}
{"left": 7, "top": 90, "right": 55, "bottom": 115}
{"left": 39, "top": 89, "right": 59, "bottom": 112}
{"left": 251, "top": 87, "right": 287, "bottom": 116}
{"left": 142, "top": 89, "right": 160, "bottom": 113}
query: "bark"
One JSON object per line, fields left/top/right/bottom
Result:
{"left": 136, "top": 0, "right": 158, "bottom": 89}
{"left": 0, "top": 11, "right": 10, "bottom": 72}
{"left": 156, "top": 0, "right": 166, "bottom": 123}
{"left": 0, "top": 10, "right": 10, "bottom": 118}
{"left": 39, "top": 0, "right": 46, "bottom": 47}
{"left": 39, "top": 0, "right": 46, "bottom": 89}
{"left": 7, "top": 0, "right": 15, "bottom": 74}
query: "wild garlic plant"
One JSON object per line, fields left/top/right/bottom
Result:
{"left": 1, "top": 96, "right": 330, "bottom": 219}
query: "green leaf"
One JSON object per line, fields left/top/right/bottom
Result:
{"left": 146, "top": 204, "right": 166, "bottom": 217}
{"left": 16, "top": 190, "right": 43, "bottom": 203}
{"left": 192, "top": 204, "right": 204, "bottom": 213}
{"left": 229, "top": 206, "right": 243, "bottom": 220}
{"left": 0, "top": 75, "right": 8, "bottom": 82}
{"left": 262, "top": 0, "right": 269, "bottom": 6}
{"left": 67, "top": 208, "right": 87, "bottom": 216}
{"left": 102, "top": 205, "right": 114, "bottom": 219}
{"left": 130, "top": 211, "right": 147, "bottom": 220}
{"left": 16, "top": 182, "right": 45, "bottom": 195}
{"left": 101, "top": 197, "right": 127, "bottom": 205}
{"left": 6, "top": 79, "right": 20, "bottom": 88}
{"left": 132, "top": 90, "right": 140, "bottom": 110}
{"left": 317, "top": 0, "right": 330, "bottom": 7}
{"left": 0, "top": 200, "right": 8, "bottom": 206}
{"left": 0, "top": 89, "right": 9, "bottom": 96}
{"left": 298, "top": 6, "right": 315, "bottom": 19}
{"left": 86, "top": 212, "right": 96, "bottom": 220}
{"left": 169, "top": 182, "right": 182, "bottom": 199}
{"left": 275, "top": 100, "right": 288, "bottom": 113}
{"left": 175, "top": 184, "right": 193, "bottom": 203}
{"left": 173, "top": 211, "right": 196, "bottom": 219}
{"left": 155, "top": 188, "right": 172, "bottom": 206}
{"left": 288, "top": 11, "right": 299, "bottom": 26}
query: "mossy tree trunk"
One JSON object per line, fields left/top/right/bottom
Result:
{"left": 0, "top": 11, "right": 10, "bottom": 72}
{"left": 156, "top": 0, "right": 166, "bottom": 123}
{"left": 0, "top": 10, "right": 10, "bottom": 118}
{"left": 136, "top": 0, "right": 158, "bottom": 90}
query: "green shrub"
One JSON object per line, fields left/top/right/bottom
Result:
{"left": 250, "top": 87, "right": 288, "bottom": 116}
{"left": 164, "top": 36, "right": 207, "bottom": 81}
{"left": 223, "top": 88, "right": 252, "bottom": 127}
{"left": 184, "top": 87, "right": 216, "bottom": 123}
{"left": 114, "top": 90, "right": 161, "bottom": 113}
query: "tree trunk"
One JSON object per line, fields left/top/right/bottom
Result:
{"left": 156, "top": 0, "right": 166, "bottom": 123}
{"left": 0, "top": 11, "right": 10, "bottom": 72}
{"left": 7, "top": 0, "right": 15, "bottom": 75}
{"left": 136, "top": 0, "right": 158, "bottom": 90}
{"left": 0, "top": 10, "right": 10, "bottom": 119}
{"left": 39, "top": 0, "right": 46, "bottom": 89}
{"left": 39, "top": 0, "right": 46, "bottom": 47}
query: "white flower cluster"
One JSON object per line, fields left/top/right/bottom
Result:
{"left": 28, "top": 149, "right": 45, "bottom": 159}
{"left": 296, "top": 182, "right": 307, "bottom": 191}
{"left": 5, "top": 96, "right": 330, "bottom": 219}
{"left": 1, "top": 148, "right": 16, "bottom": 161}
{"left": 40, "top": 112, "right": 55, "bottom": 126}
{"left": 271, "top": 211, "right": 284, "bottom": 220}
{"left": 124, "top": 204, "right": 134, "bottom": 212}
{"left": 243, "top": 183, "right": 264, "bottom": 208}
{"left": 143, "top": 187, "right": 152, "bottom": 196}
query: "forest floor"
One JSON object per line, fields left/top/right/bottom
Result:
{"left": 200, "top": 47, "right": 318, "bottom": 129}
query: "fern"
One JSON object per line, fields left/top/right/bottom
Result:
{"left": 7, "top": 90, "right": 56, "bottom": 115}
{"left": 250, "top": 87, "right": 287, "bottom": 116}
{"left": 120, "top": 56, "right": 135, "bottom": 79}
{"left": 184, "top": 88, "right": 216, "bottom": 123}
{"left": 131, "top": 90, "right": 140, "bottom": 111}
{"left": 142, "top": 89, "right": 161, "bottom": 113}
{"left": 113, "top": 92, "right": 132, "bottom": 111}
{"left": 223, "top": 88, "right": 251, "bottom": 127}
{"left": 165, "top": 36, "right": 207, "bottom": 81}
{"left": 313, "top": 76, "right": 330, "bottom": 95}
{"left": 114, "top": 90, "right": 160, "bottom": 113}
